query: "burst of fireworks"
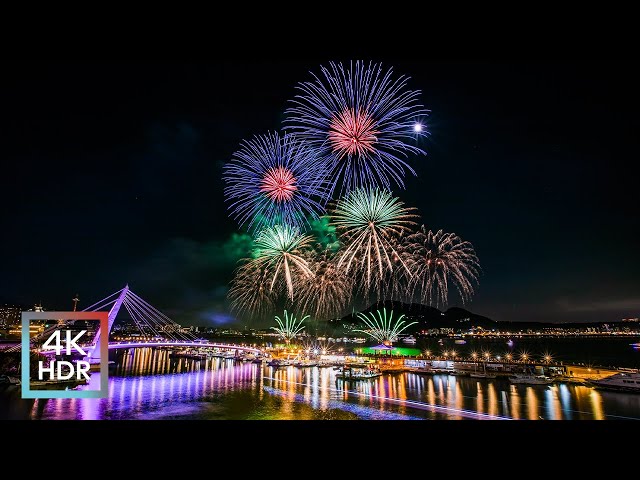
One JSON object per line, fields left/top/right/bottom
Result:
{"left": 354, "top": 308, "right": 417, "bottom": 344}
{"left": 223, "top": 132, "right": 331, "bottom": 233}
{"left": 228, "top": 261, "right": 276, "bottom": 320}
{"left": 404, "top": 227, "right": 480, "bottom": 308}
{"left": 298, "top": 249, "right": 353, "bottom": 322}
{"left": 271, "top": 310, "right": 308, "bottom": 344}
{"left": 300, "top": 338, "right": 335, "bottom": 357}
{"left": 285, "top": 61, "right": 428, "bottom": 193}
{"left": 332, "top": 187, "right": 417, "bottom": 296}
{"left": 251, "top": 224, "right": 314, "bottom": 300}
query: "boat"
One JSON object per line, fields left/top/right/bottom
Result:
{"left": 631, "top": 343, "right": 640, "bottom": 349}
{"left": 470, "top": 361, "right": 496, "bottom": 379}
{"left": 29, "top": 378, "right": 88, "bottom": 390}
{"left": 335, "top": 365, "right": 382, "bottom": 380}
{"left": 470, "top": 372, "right": 497, "bottom": 379}
{"left": 454, "top": 339, "right": 467, "bottom": 345}
{"left": 0, "top": 375, "right": 21, "bottom": 386}
{"left": 296, "top": 361, "right": 317, "bottom": 368}
{"left": 267, "top": 359, "right": 292, "bottom": 367}
{"left": 508, "top": 374, "right": 553, "bottom": 385}
{"left": 507, "top": 339, "right": 514, "bottom": 347}
{"left": 589, "top": 372, "right": 640, "bottom": 393}
{"left": 402, "top": 335, "right": 417, "bottom": 344}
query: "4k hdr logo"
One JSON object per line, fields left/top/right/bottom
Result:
{"left": 21, "top": 311, "right": 109, "bottom": 399}
{"left": 39, "top": 330, "right": 92, "bottom": 382}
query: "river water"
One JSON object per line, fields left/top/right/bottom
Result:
{"left": 2, "top": 346, "right": 639, "bottom": 420}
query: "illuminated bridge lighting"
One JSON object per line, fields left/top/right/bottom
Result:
{"left": 108, "top": 341, "right": 261, "bottom": 353}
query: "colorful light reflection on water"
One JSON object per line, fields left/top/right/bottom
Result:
{"left": 8, "top": 348, "right": 639, "bottom": 420}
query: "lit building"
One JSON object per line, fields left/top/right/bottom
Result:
{"left": 0, "top": 305, "right": 22, "bottom": 328}
{"left": 7, "top": 323, "right": 44, "bottom": 337}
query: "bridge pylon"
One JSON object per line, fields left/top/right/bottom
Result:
{"left": 86, "top": 285, "right": 129, "bottom": 364}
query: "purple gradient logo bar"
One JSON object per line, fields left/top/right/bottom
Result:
{"left": 21, "top": 311, "right": 109, "bottom": 399}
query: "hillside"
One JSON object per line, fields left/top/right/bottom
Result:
{"left": 330, "top": 301, "right": 498, "bottom": 334}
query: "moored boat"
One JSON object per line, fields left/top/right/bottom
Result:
{"left": 0, "top": 375, "right": 21, "bottom": 386}
{"left": 470, "top": 372, "right": 497, "bottom": 379}
{"left": 335, "top": 365, "right": 382, "bottom": 380}
{"left": 589, "top": 372, "right": 640, "bottom": 393}
{"left": 508, "top": 374, "right": 553, "bottom": 385}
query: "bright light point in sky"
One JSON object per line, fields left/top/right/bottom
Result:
{"left": 413, "top": 123, "right": 423, "bottom": 132}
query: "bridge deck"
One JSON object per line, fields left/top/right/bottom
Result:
{"left": 107, "top": 341, "right": 261, "bottom": 354}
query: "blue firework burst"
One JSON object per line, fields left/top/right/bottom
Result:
{"left": 223, "top": 132, "right": 331, "bottom": 233}
{"left": 285, "top": 61, "right": 429, "bottom": 194}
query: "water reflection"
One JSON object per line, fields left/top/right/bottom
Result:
{"left": 0, "top": 347, "right": 637, "bottom": 420}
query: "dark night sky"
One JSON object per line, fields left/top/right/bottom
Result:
{"left": 1, "top": 62, "right": 638, "bottom": 326}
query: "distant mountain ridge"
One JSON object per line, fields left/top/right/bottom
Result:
{"left": 331, "top": 300, "right": 497, "bottom": 334}
{"left": 330, "top": 300, "right": 626, "bottom": 334}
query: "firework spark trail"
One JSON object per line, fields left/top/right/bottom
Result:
{"left": 354, "top": 308, "right": 417, "bottom": 344}
{"left": 271, "top": 310, "right": 308, "bottom": 344}
{"left": 228, "top": 262, "right": 276, "bottom": 321}
{"left": 297, "top": 249, "right": 353, "bottom": 322}
{"left": 404, "top": 227, "right": 480, "bottom": 307}
{"left": 223, "top": 132, "right": 331, "bottom": 233}
{"left": 261, "top": 165, "right": 298, "bottom": 202}
{"left": 299, "top": 338, "right": 335, "bottom": 356}
{"left": 251, "top": 224, "right": 314, "bottom": 301}
{"left": 285, "top": 61, "right": 429, "bottom": 194}
{"left": 331, "top": 187, "right": 418, "bottom": 299}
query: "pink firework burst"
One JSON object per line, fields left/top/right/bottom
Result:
{"left": 329, "top": 108, "right": 380, "bottom": 158}
{"left": 260, "top": 166, "right": 298, "bottom": 203}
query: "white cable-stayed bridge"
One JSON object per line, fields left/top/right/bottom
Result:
{"left": 13, "top": 285, "right": 261, "bottom": 360}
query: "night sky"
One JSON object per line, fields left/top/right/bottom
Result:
{"left": 2, "top": 62, "right": 638, "bottom": 326}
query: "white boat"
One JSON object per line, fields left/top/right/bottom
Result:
{"left": 589, "top": 372, "right": 640, "bottom": 393}
{"left": 402, "top": 335, "right": 417, "bottom": 344}
{"left": 509, "top": 374, "right": 553, "bottom": 385}
{"left": 470, "top": 361, "right": 496, "bottom": 379}
{"left": 267, "top": 359, "right": 292, "bottom": 367}
{"left": 470, "top": 372, "right": 497, "bottom": 379}
{"left": 335, "top": 366, "right": 382, "bottom": 380}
